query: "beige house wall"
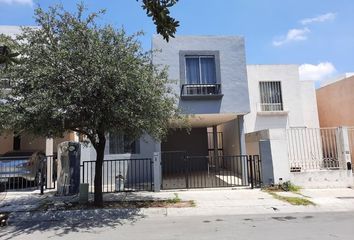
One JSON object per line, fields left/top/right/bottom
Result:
{"left": 316, "top": 76, "right": 354, "bottom": 127}
{"left": 0, "top": 132, "right": 75, "bottom": 155}
{"left": 316, "top": 76, "right": 354, "bottom": 166}
{"left": 0, "top": 132, "right": 14, "bottom": 154}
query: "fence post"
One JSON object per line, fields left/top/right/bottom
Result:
{"left": 45, "top": 138, "right": 54, "bottom": 189}
{"left": 338, "top": 127, "right": 352, "bottom": 170}
{"left": 249, "top": 155, "right": 254, "bottom": 189}
{"left": 153, "top": 152, "right": 161, "bottom": 192}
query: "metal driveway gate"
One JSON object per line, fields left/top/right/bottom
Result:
{"left": 161, "top": 152, "right": 261, "bottom": 189}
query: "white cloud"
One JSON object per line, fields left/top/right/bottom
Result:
{"left": 273, "top": 27, "right": 310, "bottom": 47}
{"left": 300, "top": 12, "right": 336, "bottom": 25}
{"left": 0, "top": 0, "right": 33, "bottom": 6}
{"left": 299, "top": 62, "right": 336, "bottom": 81}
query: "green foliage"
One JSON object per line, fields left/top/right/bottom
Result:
{"left": 267, "top": 192, "right": 315, "bottom": 206}
{"left": 167, "top": 193, "right": 181, "bottom": 204}
{"left": 140, "top": 0, "right": 179, "bottom": 41}
{"left": 1, "top": 4, "right": 185, "bottom": 205}
{"left": 281, "top": 181, "right": 301, "bottom": 192}
{"left": 3, "top": 3, "right": 182, "bottom": 142}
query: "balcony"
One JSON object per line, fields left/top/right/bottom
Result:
{"left": 180, "top": 84, "right": 223, "bottom": 100}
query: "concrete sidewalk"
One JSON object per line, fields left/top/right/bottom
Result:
{"left": 124, "top": 188, "right": 354, "bottom": 216}
{"left": 2, "top": 188, "right": 354, "bottom": 219}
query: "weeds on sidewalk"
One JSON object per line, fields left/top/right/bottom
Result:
{"left": 267, "top": 191, "right": 315, "bottom": 206}
{"left": 262, "top": 181, "right": 314, "bottom": 206}
{"left": 167, "top": 193, "right": 181, "bottom": 204}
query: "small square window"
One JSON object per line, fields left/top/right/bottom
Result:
{"left": 259, "top": 81, "right": 283, "bottom": 111}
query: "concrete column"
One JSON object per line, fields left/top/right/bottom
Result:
{"left": 153, "top": 152, "right": 161, "bottom": 192}
{"left": 212, "top": 125, "right": 218, "bottom": 158}
{"left": 238, "top": 115, "right": 246, "bottom": 155}
{"left": 259, "top": 140, "right": 274, "bottom": 185}
{"left": 45, "top": 138, "right": 54, "bottom": 188}
{"left": 259, "top": 129, "right": 290, "bottom": 185}
{"left": 338, "top": 127, "right": 352, "bottom": 170}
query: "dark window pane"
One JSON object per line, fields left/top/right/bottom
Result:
{"left": 109, "top": 133, "right": 140, "bottom": 154}
{"left": 200, "top": 57, "right": 216, "bottom": 84}
{"left": 186, "top": 57, "right": 200, "bottom": 84}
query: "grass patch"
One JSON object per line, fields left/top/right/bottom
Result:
{"left": 262, "top": 181, "right": 301, "bottom": 193}
{"left": 281, "top": 181, "right": 301, "bottom": 192}
{"left": 166, "top": 193, "right": 181, "bottom": 204}
{"left": 267, "top": 191, "right": 315, "bottom": 206}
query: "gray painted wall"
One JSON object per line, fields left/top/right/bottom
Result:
{"left": 152, "top": 35, "right": 250, "bottom": 115}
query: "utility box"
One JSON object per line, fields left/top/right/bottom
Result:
{"left": 57, "top": 142, "right": 81, "bottom": 195}
{"left": 79, "top": 183, "right": 89, "bottom": 203}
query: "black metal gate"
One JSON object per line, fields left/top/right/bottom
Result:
{"left": 81, "top": 158, "right": 153, "bottom": 193}
{"left": 161, "top": 152, "right": 262, "bottom": 189}
{"left": 248, "top": 155, "right": 262, "bottom": 188}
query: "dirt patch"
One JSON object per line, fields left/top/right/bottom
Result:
{"left": 39, "top": 200, "right": 196, "bottom": 211}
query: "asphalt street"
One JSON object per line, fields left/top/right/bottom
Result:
{"left": 1, "top": 211, "right": 353, "bottom": 240}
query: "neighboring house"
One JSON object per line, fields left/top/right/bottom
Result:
{"left": 316, "top": 74, "right": 354, "bottom": 127}
{"left": 245, "top": 64, "right": 319, "bottom": 133}
{"left": 316, "top": 74, "right": 354, "bottom": 166}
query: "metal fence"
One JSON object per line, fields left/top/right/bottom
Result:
{"left": 248, "top": 155, "right": 262, "bottom": 188}
{"left": 0, "top": 154, "right": 56, "bottom": 191}
{"left": 207, "top": 132, "right": 224, "bottom": 157}
{"left": 81, "top": 158, "right": 153, "bottom": 193}
{"left": 161, "top": 153, "right": 257, "bottom": 189}
{"left": 287, "top": 128, "right": 342, "bottom": 171}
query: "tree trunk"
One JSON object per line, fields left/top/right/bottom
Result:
{"left": 94, "top": 133, "right": 106, "bottom": 207}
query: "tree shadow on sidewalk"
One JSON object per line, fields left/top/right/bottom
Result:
{"left": 0, "top": 191, "right": 166, "bottom": 239}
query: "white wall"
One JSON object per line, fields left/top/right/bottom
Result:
{"left": 300, "top": 81, "right": 320, "bottom": 128}
{"left": 246, "top": 129, "right": 290, "bottom": 185}
{"left": 218, "top": 118, "right": 240, "bottom": 156}
{"left": 245, "top": 64, "right": 319, "bottom": 133}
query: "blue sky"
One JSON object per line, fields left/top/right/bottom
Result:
{"left": 1, "top": 0, "right": 354, "bottom": 83}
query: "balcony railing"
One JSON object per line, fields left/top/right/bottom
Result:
{"left": 181, "top": 84, "right": 222, "bottom": 98}
{"left": 259, "top": 102, "right": 284, "bottom": 112}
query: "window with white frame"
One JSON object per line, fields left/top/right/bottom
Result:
{"left": 185, "top": 56, "right": 216, "bottom": 84}
{"left": 259, "top": 81, "right": 283, "bottom": 111}
{"left": 109, "top": 134, "right": 140, "bottom": 154}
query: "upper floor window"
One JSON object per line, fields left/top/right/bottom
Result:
{"left": 185, "top": 56, "right": 216, "bottom": 84}
{"left": 259, "top": 81, "right": 283, "bottom": 111}
{"left": 109, "top": 134, "right": 140, "bottom": 154}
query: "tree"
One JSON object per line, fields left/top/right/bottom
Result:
{"left": 140, "top": 0, "right": 179, "bottom": 41}
{"left": 3, "top": 4, "right": 182, "bottom": 206}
